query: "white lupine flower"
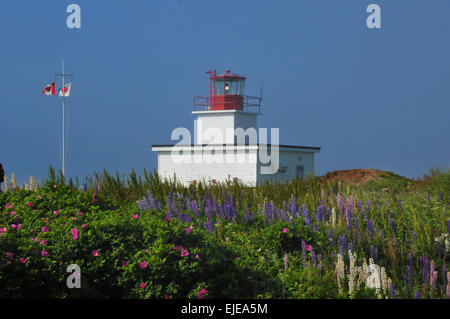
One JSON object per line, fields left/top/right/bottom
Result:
{"left": 4, "top": 175, "right": 9, "bottom": 191}
{"left": 11, "top": 173, "right": 18, "bottom": 189}
{"left": 335, "top": 253, "right": 346, "bottom": 294}
{"left": 331, "top": 208, "right": 336, "bottom": 228}
{"left": 381, "top": 267, "right": 388, "bottom": 293}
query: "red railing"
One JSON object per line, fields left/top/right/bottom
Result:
{"left": 193, "top": 95, "right": 262, "bottom": 112}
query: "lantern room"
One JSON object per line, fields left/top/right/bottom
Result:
{"left": 211, "top": 70, "right": 245, "bottom": 110}
{"left": 194, "top": 70, "right": 261, "bottom": 112}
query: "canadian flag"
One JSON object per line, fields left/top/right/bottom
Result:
{"left": 59, "top": 82, "right": 72, "bottom": 97}
{"left": 42, "top": 82, "right": 56, "bottom": 96}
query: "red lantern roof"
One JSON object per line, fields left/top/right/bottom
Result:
{"left": 213, "top": 70, "right": 246, "bottom": 80}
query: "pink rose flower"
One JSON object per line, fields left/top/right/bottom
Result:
{"left": 71, "top": 228, "right": 79, "bottom": 240}
{"left": 181, "top": 249, "right": 189, "bottom": 257}
{"left": 186, "top": 226, "right": 193, "bottom": 233}
{"left": 20, "top": 258, "right": 27, "bottom": 264}
{"left": 42, "top": 251, "right": 48, "bottom": 257}
{"left": 165, "top": 217, "right": 171, "bottom": 222}
{"left": 27, "top": 202, "right": 33, "bottom": 208}
{"left": 306, "top": 245, "right": 312, "bottom": 252}
{"left": 6, "top": 204, "right": 13, "bottom": 209}
{"left": 53, "top": 211, "right": 59, "bottom": 216}
{"left": 0, "top": 227, "right": 7, "bottom": 235}
{"left": 197, "top": 288, "right": 206, "bottom": 299}
{"left": 76, "top": 212, "right": 84, "bottom": 216}
{"left": 164, "top": 294, "right": 169, "bottom": 299}
{"left": 7, "top": 252, "right": 14, "bottom": 261}
{"left": 41, "top": 240, "right": 47, "bottom": 245}
{"left": 140, "top": 282, "right": 146, "bottom": 289}
{"left": 36, "top": 195, "right": 42, "bottom": 199}
{"left": 122, "top": 260, "right": 128, "bottom": 267}
{"left": 10, "top": 211, "right": 16, "bottom": 216}
{"left": 140, "top": 261, "right": 148, "bottom": 269}
{"left": 173, "top": 245, "right": 183, "bottom": 251}
{"left": 42, "top": 226, "right": 48, "bottom": 233}
{"left": 81, "top": 224, "right": 87, "bottom": 228}
{"left": 133, "top": 214, "right": 139, "bottom": 220}
{"left": 282, "top": 228, "right": 288, "bottom": 233}
{"left": 92, "top": 250, "right": 99, "bottom": 257}
{"left": 11, "top": 224, "right": 17, "bottom": 229}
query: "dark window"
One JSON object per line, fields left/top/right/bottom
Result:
{"left": 296, "top": 165, "right": 304, "bottom": 180}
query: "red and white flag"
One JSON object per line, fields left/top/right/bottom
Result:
{"left": 59, "top": 82, "right": 72, "bottom": 97}
{"left": 42, "top": 82, "right": 56, "bottom": 96}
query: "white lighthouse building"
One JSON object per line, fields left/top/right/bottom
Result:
{"left": 152, "top": 70, "right": 320, "bottom": 186}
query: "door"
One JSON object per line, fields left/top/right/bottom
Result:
{"left": 296, "top": 165, "right": 304, "bottom": 180}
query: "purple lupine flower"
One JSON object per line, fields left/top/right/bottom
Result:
{"left": 438, "top": 191, "right": 442, "bottom": 202}
{"left": 414, "top": 291, "right": 420, "bottom": 299}
{"left": 83, "top": 184, "right": 87, "bottom": 191}
{"left": 403, "top": 273, "right": 408, "bottom": 285}
{"left": 367, "top": 200, "right": 371, "bottom": 211}
{"left": 390, "top": 284, "right": 396, "bottom": 299}
{"left": 264, "top": 202, "right": 272, "bottom": 224}
{"left": 354, "top": 214, "right": 359, "bottom": 231}
{"left": 328, "top": 229, "right": 333, "bottom": 245}
{"left": 311, "top": 247, "right": 316, "bottom": 266}
{"left": 204, "top": 219, "right": 214, "bottom": 233}
{"left": 338, "top": 234, "right": 347, "bottom": 257}
{"left": 422, "top": 258, "right": 429, "bottom": 283}
{"left": 288, "top": 196, "right": 296, "bottom": 217}
{"left": 273, "top": 207, "right": 279, "bottom": 221}
{"left": 301, "top": 240, "right": 307, "bottom": 268}
{"left": 360, "top": 208, "right": 365, "bottom": 220}
{"left": 407, "top": 265, "right": 412, "bottom": 282}
{"left": 316, "top": 204, "right": 325, "bottom": 223}
{"left": 191, "top": 200, "right": 200, "bottom": 219}
{"left": 244, "top": 207, "right": 250, "bottom": 223}
{"left": 427, "top": 192, "right": 430, "bottom": 202}
{"left": 303, "top": 204, "right": 311, "bottom": 227}
{"left": 346, "top": 206, "right": 352, "bottom": 231}
{"left": 356, "top": 200, "right": 362, "bottom": 210}
{"left": 348, "top": 243, "right": 353, "bottom": 252}
{"left": 370, "top": 245, "right": 375, "bottom": 259}
{"left": 367, "top": 220, "right": 374, "bottom": 238}
{"left": 374, "top": 247, "right": 379, "bottom": 264}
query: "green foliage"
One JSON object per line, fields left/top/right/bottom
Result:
{"left": 0, "top": 168, "right": 448, "bottom": 299}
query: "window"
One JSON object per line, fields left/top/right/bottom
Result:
{"left": 214, "top": 79, "right": 223, "bottom": 95}
{"left": 296, "top": 165, "right": 304, "bottom": 180}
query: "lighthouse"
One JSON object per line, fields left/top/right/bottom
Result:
{"left": 152, "top": 70, "right": 320, "bottom": 186}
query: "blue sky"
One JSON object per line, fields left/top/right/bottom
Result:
{"left": 1, "top": 0, "right": 449, "bottom": 183}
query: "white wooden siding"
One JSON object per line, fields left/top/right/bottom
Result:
{"left": 155, "top": 146, "right": 258, "bottom": 186}
{"left": 257, "top": 150, "right": 316, "bottom": 185}
{"left": 153, "top": 145, "right": 318, "bottom": 186}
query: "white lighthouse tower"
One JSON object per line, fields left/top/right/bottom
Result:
{"left": 152, "top": 70, "right": 320, "bottom": 186}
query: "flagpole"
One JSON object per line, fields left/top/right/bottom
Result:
{"left": 62, "top": 60, "right": 66, "bottom": 178}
